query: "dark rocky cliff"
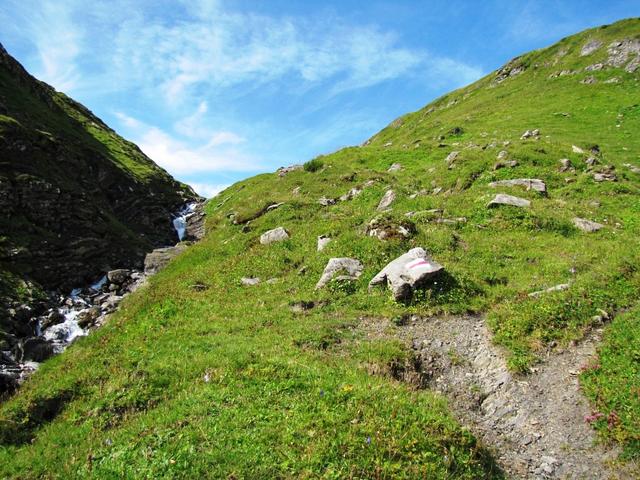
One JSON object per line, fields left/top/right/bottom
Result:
{"left": 0, "top": 43, "right": 200, "bottom": 333}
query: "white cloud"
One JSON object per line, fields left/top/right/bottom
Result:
{"left": 115, "top": 110, "right": 260, "bottom": 175}
{"left": 190, "top": 182, "right": 230, "bottom": 198}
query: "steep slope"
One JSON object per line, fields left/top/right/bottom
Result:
{"left": 1, "top": 19, "right": 639, "bottom": 479}
{"left": 0, "top": 44, "right": 199, "bottom": 336}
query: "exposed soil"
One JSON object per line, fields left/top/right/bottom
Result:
{"left": 359, "top": 314, "right": 638, "bottom": 479}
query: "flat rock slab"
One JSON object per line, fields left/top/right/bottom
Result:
{"left": 369, "top": 247, "right": 443, "bottom": 301}
{"left": 260, "top": 227, "right": 289, "bottom": 245}
{"left": 573, "top": 217, "right": 604, "bottom": 233}
{"left": 488, "top": 178, "right": 547, "bottom": 194}
{"left": 487, "top": 193, "right": 531, "bottom": 208}
{"left": 315, "top": 258, "right": 364, "bottom": 289}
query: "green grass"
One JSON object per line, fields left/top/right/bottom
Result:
{"left": 1, "top": 17, "right": 640, "bottom": 477}
{"left": 581, "top": 306, "right": 640, "bottom": 459}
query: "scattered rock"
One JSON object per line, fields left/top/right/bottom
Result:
{"left": 487, "top": 194, "right": 531, "bottom": 208}
{"left": 623, "top": 163, "right": 640, "bottom": 174}
{"left": 339, "top": 188, "right": 362, "bottom": 202}
{"left": 317, "top": 235, "right": 331, "bottom": 252}
{"left": 580, "top": 39, "right": 603, "bottom": 56}
{"left": 290, "top": 301, "right": 316, "bottom": 313}
{"left": 387, "top": 163, "right": 403, "bottom": 172}
{"left": 581, "top": 76, "right": 597, "bottom": 85}
{"left": 377, "top": 190, "right": 396, "bottom": 211}
{"left": 369, "top": 247, "right": 444, "bottom": 302}
{"left": 585, "top": 63, "right": 604, "bottom": 71}
{"left": 445, "top": 151, "right": 459, "bottom": 166}
{"left": 277, "top": 164, "right": 303, "bottom": 177}
{"left": 604, "top": 77, "right": 621, "bottom": 84}
{"left": 573, "top": 217, "right": 604, "bottom": 233}
{"left": 365, "top": 217, "right": 415, "bottom": 241}
{"left": 593, "top": 169, "right": 617, "bottom": 182}
{"left": 384, "top": 142, "right": 393, "bottom": 147}
{"left": 520, "top": 129, "right": 540, "bottom": 140}
{"left": 558, "top": 158, "right": 574, "bottom": 172}
{"left": 529, "top": 283, "right": 570, "bottom": 298}
{"left": 488, "top": 178, "right": 547, "bottom": 194}
{"left": 241, "top": 277, "right": 261, "bottom": 286}
{"left": 493, "top": 160, "right": 519, "bottom": 170}
{"left": 317, "top": 196, "right": 336, "bottom": 207}
{"left": 606, "top": 39, "right": 640, "bottom": 68}
{"left": 107, "top": 269, "right": 131, "bottom": 285}
{"left": 496, "top": 150, "right": 509, "bottom": 161}
{"left": 315, "top": 258, "right": 364, "bottom": 289}
{"left": 572, "top": 145, "right": 585, "bottom": 154}
{"left": 266, "top": 202, "right": 284, "bottom": 212}
{"left": 260, "top": 227, "right": 289, "bottom": 245}
{"left": 493, "top": 57, "right": 526, "bottom": 84}
{"left": 144, "top": 244, "right": 189, "bottom": 275}
{"left": 40, "top": 309, "right": 65, "bottom": 330}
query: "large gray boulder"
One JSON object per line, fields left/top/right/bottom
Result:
{"left": 315, "top": 258, "right": 364, "bottom": 289}
{"left": 144, "top": 244, "right": 189, "bottom": 275}
{"left": 488, "top": 178, "right": 547, "bottom": 194}
{"left": 184, "top": 203, "right": 206, "bottom": 241}
{"left": 487, "top": 194, "right": 531, "bottom": 208}
{"left": 260, "top": 227, "right": 290, "bottom": 245}
{"left": 369, "top": 247, "right": 444, "bottom": 302}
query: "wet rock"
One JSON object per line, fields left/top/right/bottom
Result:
{"left": 40, "top": 309, "right": 65, "bottom": 330}
{"left": 487, "top": 194, "right": 531, "bottom": 208}
{"left": 107, "top": 269, "right": 131, "bottom": 285}
{"left": 317, "top": 235, "right": 331, "bottom": 252}
{"left": 488, "top": 178, "right": 547, "bottom": 194}
{"left": 580, "top": 39, "right": 603, "bottom": 56}
{"left": 369, "top": 247, "right": 444, "bottom": 302}
{"left": 241, "top": 277, "right": 261, "bottom": 286}
{"left": 260, "top": 227, "right": 289, "bottom": 245}
{"left": 529, "top": 284, "right": 570, "bottom": 298}
{"left": 144, "top": 244, "right": 189, "bottom": 275}
{"left": 377, "top": 190, "right": 396, "bottom": 211}
{"left": 315, "top": 258, "right": 364, "bottom": 289}
{"left": 184, "top": 202, "right": 206, "bottom": 241}
{"left": 77, "top": 307, "right": 101, "bottom": 328}
{"left": 17, "top": 337, "right": 54, "bottom": 362}
{"left": 573, "top": 217, "right": 604, "bottom": 233}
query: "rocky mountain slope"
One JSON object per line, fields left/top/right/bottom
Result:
{"left": 0, "top": 44, "right": 200, "bottom": 339}
{"left": 1, "top": 18, "right": 639, "bottom": 479}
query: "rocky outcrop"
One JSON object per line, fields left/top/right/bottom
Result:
{"left": 144, "top": 244, "right": 190, "bottom": 275}
{"left": 0, "top": 42, "right": 201, "bottom": 336}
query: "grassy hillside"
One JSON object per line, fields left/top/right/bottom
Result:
{"left": 1, "top": 18, "right": 639, "bottom": 478}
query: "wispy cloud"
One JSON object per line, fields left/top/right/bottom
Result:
{"left": 189, "top": 182, "right": 230, "bottom": 199}
{"left": 115, "top": 111, "right": 261, "bottom": 175}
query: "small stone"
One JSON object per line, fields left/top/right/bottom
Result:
{"left": 572, "top": 145, "right": 585, "bottom": 154}
{"left": 520, "top": 129, "right": 540, "bottom": 140}
{"left": 445, "top": 151, "right": 460, "bottom": 165}
{"left": 496, "top": 150, "right": 509, "bottom": 161}
{"left": 529, "top": 284, "right": 570, "bottom": 298}
{"left": 241, "top": 277, "right": 261, "bottom": 286}
{"left": 387, "top": 163, "right": 402, "bottom": 172}
{"left": 318, "top": 196, "right": 336, "bottom": 207}
{"left": 488, "top": 178, "right": 546, "bottom": 194}
{"left": 558, "top": 158, "right": 573, "bottom": 172}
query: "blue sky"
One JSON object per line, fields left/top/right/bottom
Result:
{"left": 1, "top": 1, "right": 637, "bottom": 197}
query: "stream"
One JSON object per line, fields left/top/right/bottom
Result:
{"left": 0, "top": 203, "right": 199, "bottom": 393}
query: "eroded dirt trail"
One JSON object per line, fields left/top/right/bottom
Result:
{"left": 361, "top": 315, "right": 633, "bottom": 479}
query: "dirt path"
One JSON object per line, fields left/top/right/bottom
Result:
{"left": 360, "top": 314, "right": 635, "bottom": 479}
